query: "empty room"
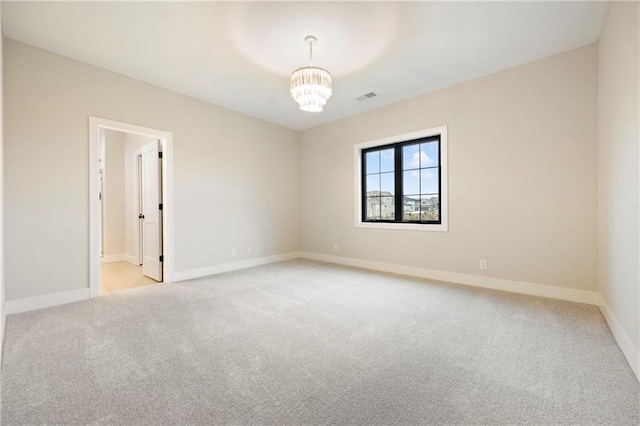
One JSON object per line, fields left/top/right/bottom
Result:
{"left": 0, "top": 1, "right": 638, "bottom": 425}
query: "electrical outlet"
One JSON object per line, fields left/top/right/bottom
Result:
{"left": 231, "top": 249, "right": 237, "bottom": 257}
{"left": 248, "top": 246, "right": 252, "bottom": 254}
{"left": 480, "top": 259, "right": 488, "bottom": 270}
{"left": 333, "top": 243, "right": 339, "bottom": 252}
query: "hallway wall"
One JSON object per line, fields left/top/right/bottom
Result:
{"left": 102, "top": 129, "right": 126, "bottom": 258}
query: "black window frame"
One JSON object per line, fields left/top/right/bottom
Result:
{"left": 361, "top": 135, "right": 442, "bottom": 225}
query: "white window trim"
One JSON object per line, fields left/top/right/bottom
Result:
{"left": 354, "top": 125, "right": 448, "bottom": 232}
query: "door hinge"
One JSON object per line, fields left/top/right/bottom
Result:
{"left": 159, "top": 255, "right": 164, "bottom": 262}
{"left": 159, "top": 203, "right": 163, "bottom": 210}
{"left": 158, "top": 152, "right": 163, "bottom": 159}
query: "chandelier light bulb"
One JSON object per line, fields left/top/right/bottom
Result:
{"left": 290, "top": 35, "right": 333, "bottom": 112}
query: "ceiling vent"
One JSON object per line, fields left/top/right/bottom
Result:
{"left": 356, "top": 92, "right": 377, "bottom": 101}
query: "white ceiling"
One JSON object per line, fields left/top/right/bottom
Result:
{"left": 3, "top": 1, "right": 609, "bottom": 131}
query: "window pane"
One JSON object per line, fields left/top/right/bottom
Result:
{"left": 420, "top": 195, "right": 439, "bottom": 221}
{"left": 402, "top": 144, "right": 420, "bottom": 170}
{"left": 380, "top": 149, "right": 394, "bottom": 173}
{"left": 380, "top": 196, "right": 395, "bottom": 220}
{"left": 420, "top": 168, "right": 439, "bottom": 195}
{"left": 420, "top": 142, "right": 439, "bottom": 168}
{"left": 366, "top": 174, "right": 380, "bottom": 194}
{"left": 403, "top": 170, "right": 419, "bottom": 194}
{"left": 365, "top": 151, "right": 380, "bottom": 174}
{"left": 366, "top": 197, "right": 381, "bottom": 220}
{"left": 402, "top": 195, "right": 420, "bottom": 221}
{"left": 380, "top": 172, "right": 394, "bottom": 195}
{"left": 362, "top": 135, "right": 444, "bottom": 226}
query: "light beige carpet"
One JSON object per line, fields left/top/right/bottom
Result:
{"left": 1, "top": 259, "right": 638, "bottom": 425}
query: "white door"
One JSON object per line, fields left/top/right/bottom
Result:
{"left": 141, "top": 140, "right": 163, "bottom": 281}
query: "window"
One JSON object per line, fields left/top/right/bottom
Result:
{"left": 354, "top": 126, "right": 447, "bottom": 232}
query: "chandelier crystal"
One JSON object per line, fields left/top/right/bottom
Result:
{"left": 290, "top": 36, "right": 333, "bottom": 112}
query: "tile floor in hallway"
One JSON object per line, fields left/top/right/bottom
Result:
{"left": 100, "top": 260, "right": 160, "bottom": 294}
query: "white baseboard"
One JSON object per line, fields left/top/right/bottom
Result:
{"left": 123, "top": 254, "right": 139, "bottom": 265}
{"left": 300, "top": 252, "right": 599, "bottom": 306}
{"left": 598, "top": 296, "right": 640, "bottom": 381}
{"left": 101, "top": 254, "right": 139, "bottom": 265}
{"left": 6, "top": 288, "right": 91, "bottom": 315}
{"left": 100, "top": 254, "right": 127, "bottom": 263}
{"left": 173, "top": 251, "right": 302, "bottom": 282}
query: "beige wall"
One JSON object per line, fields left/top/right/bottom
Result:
{"left": 103, "top": 129, "right": 126, "bottom": 257}
{"left": 299, "top": 44, "right": 598, "bottom": 292}
{"left": 4, "top": 39, "right": 299, "bottom": 301}
{"left": 597, "top": 1, "right": 639, "bottom": 364}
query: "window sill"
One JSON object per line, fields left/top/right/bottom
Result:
{"left": 355, "top": 221, "right": 448, "bottom": 232}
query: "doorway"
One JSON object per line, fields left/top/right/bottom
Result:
{"left": 89, "top": 117, "right": 174, "bottom": 297}
{"left": 99, "top": 129, "right": 164, "bottom": 293}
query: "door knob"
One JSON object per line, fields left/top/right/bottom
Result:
{"left": 139, "top": 214, "right": 144, "bottom": 219}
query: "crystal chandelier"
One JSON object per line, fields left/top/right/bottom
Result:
{"left": 290, "top": 35, "right": 333, "bottom": 112}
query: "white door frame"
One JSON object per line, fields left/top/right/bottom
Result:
{"left": 89, "top": 116, "right": 174, "bottom": 297}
